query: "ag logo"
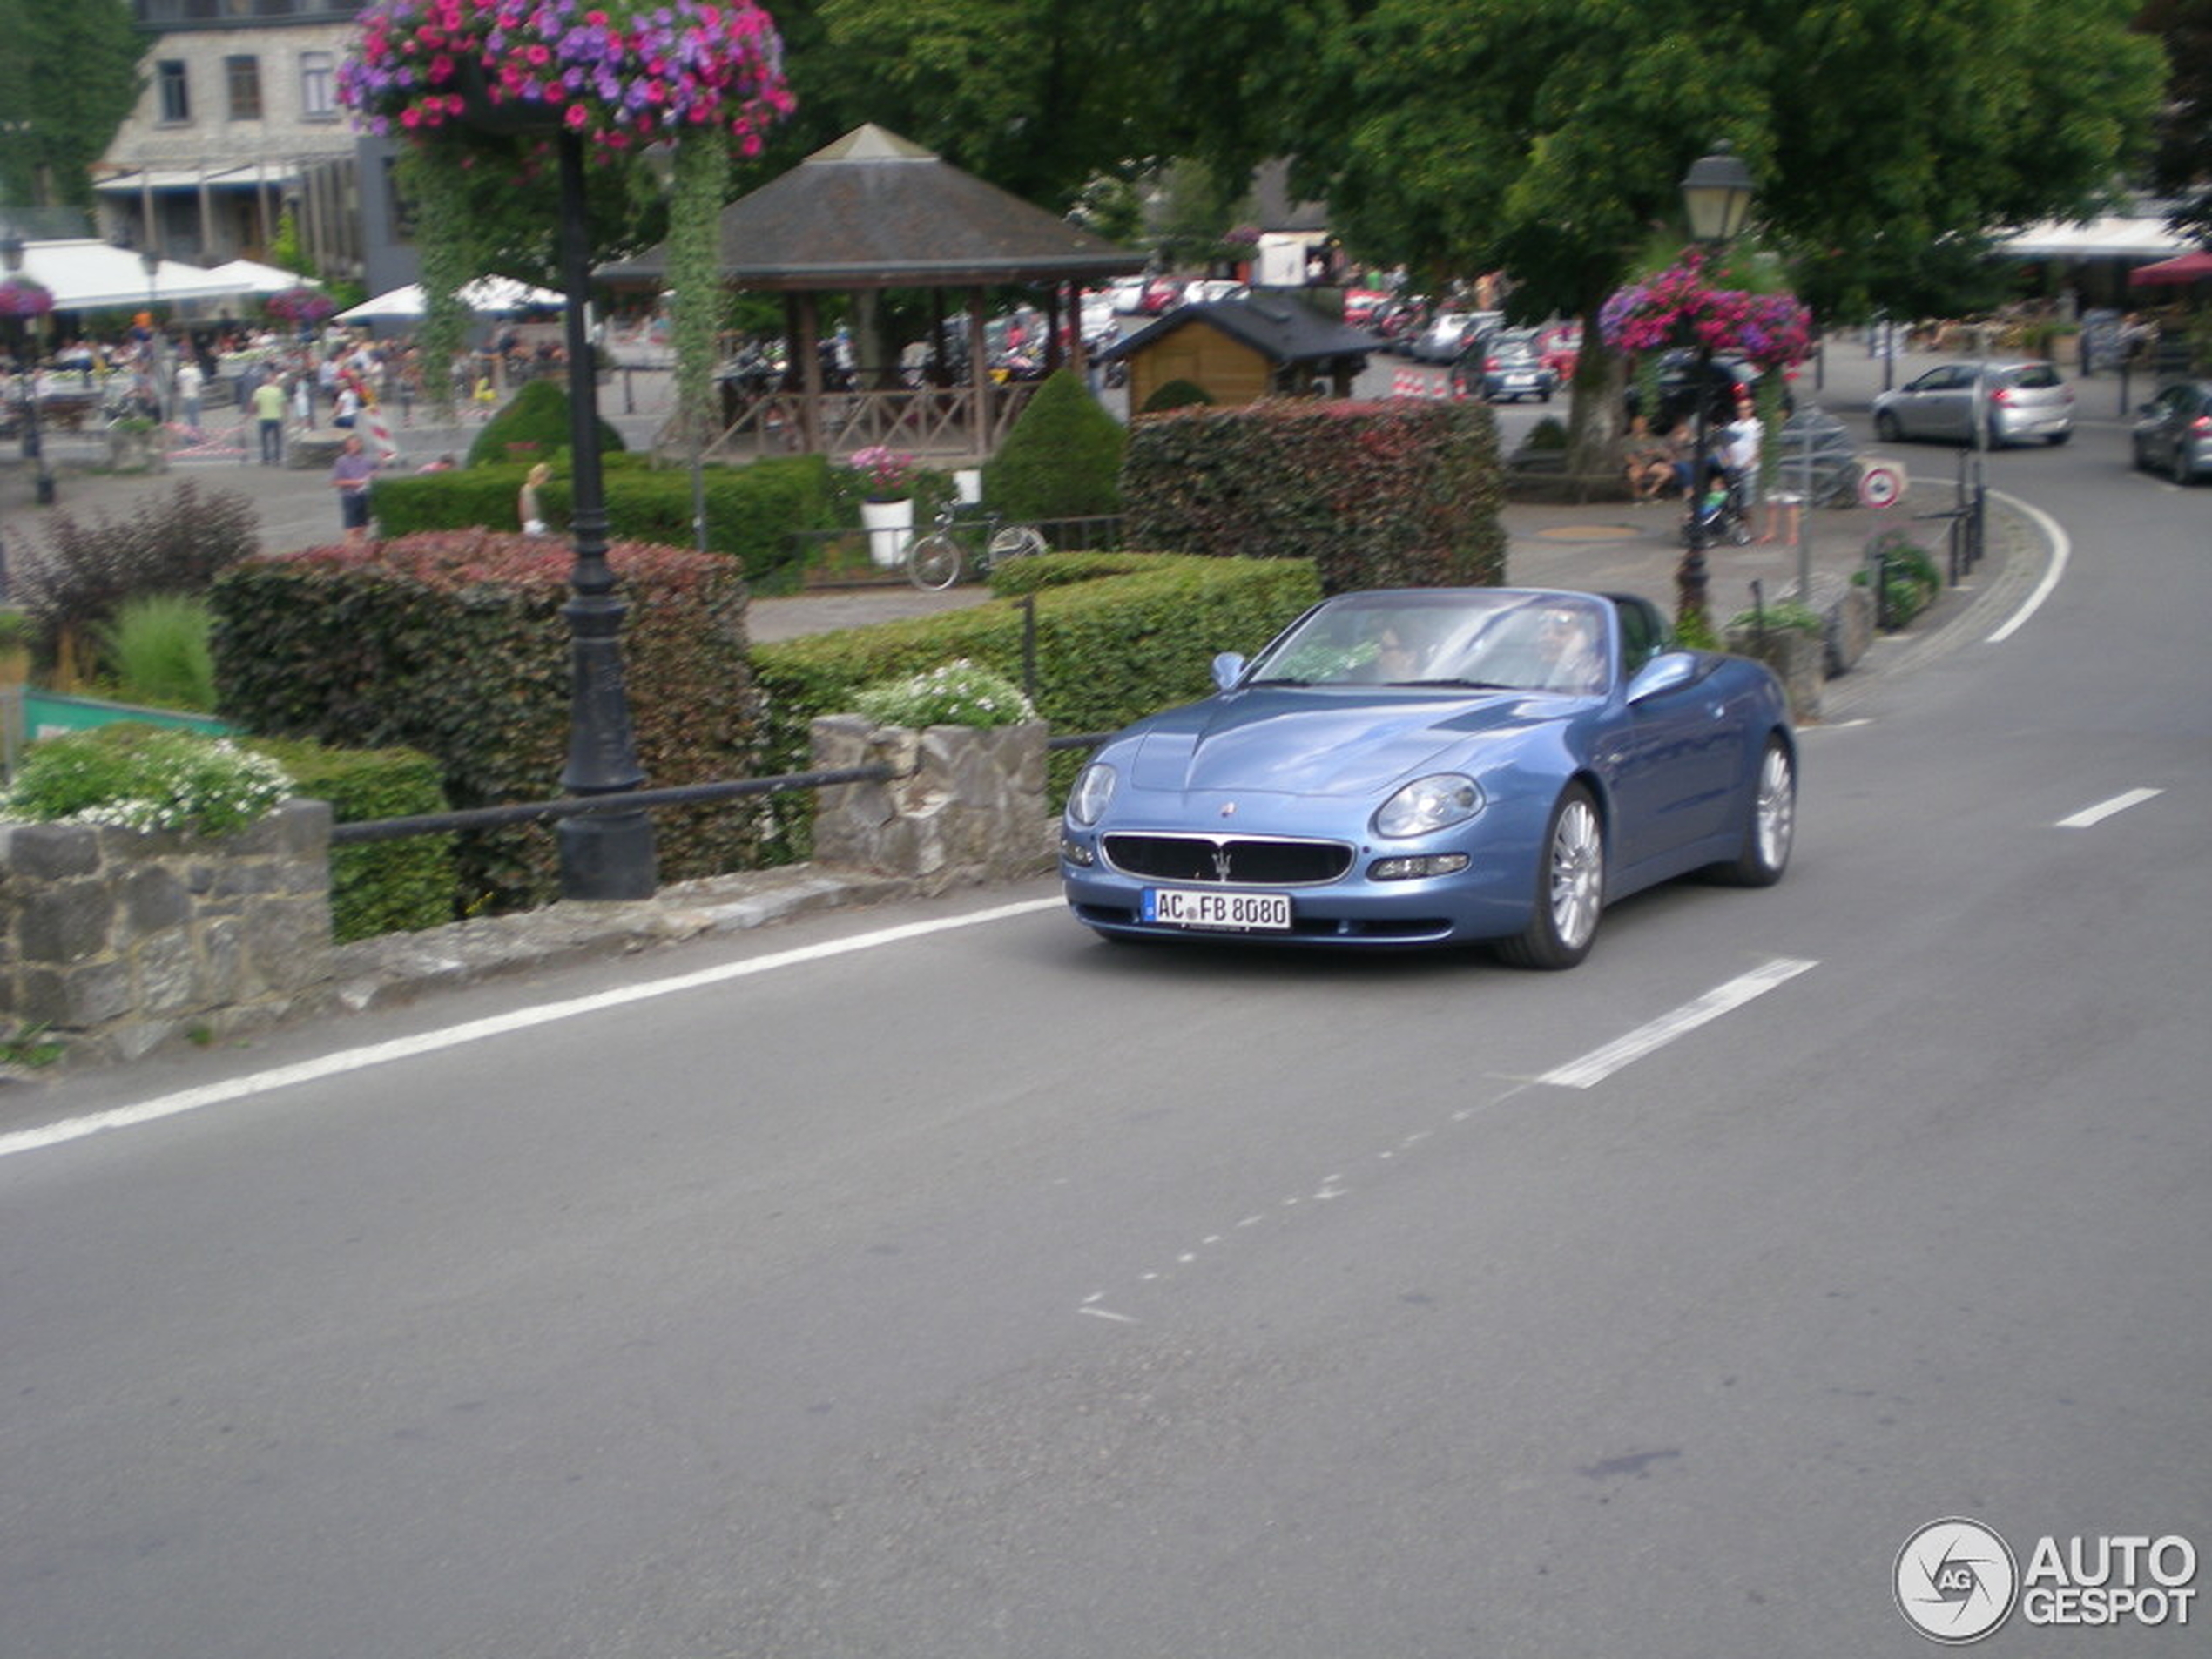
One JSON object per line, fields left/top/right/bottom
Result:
{"left": 1896, "top": 1517, "right": 2020, "bottom": 1643}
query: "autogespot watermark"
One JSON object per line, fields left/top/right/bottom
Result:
{"left": 1895, "top": 1517, "right": 2199, "bottom": 1643}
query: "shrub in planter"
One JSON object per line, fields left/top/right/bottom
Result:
{"left": 981, "top": 369, "right": 1126, "bottom": 522}
{"left": 1855, "top": 529, "right": 1942, "bottom": 626}
{"left": 1, "top": 724, "right": 291, "bottom": 837}
{"left": 853, "top": 659, "right": 1038, "bottom": 730}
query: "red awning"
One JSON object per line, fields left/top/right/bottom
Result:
{"left": 2128, "top": 250, "right": 2212, "bottom": 286}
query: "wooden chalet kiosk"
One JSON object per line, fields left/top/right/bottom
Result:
{"left": 600, "top": 125, "right": 1145, "bottom": 464}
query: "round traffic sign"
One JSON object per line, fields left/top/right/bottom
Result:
{"left": 1858, "top": 462, "right": 1905, "bottom": 509}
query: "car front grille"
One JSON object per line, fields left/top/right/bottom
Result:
{"left": 1103, "top": 833, "right": 1354, "bottom": 887}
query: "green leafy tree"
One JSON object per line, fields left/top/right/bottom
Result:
{"left": 0, "top": 0, "right": 143, "bottom": 210}
{"left": 1276, "top": 0, "right": 2165, "bottom": 472}
{"left": 2139, "top": 0, "right": 2212, "bottom": 244}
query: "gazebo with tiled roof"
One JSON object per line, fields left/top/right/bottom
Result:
{"left": 600, "top": 124, "right": 1146, "bottom": 462}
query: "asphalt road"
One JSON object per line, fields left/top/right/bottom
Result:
{"left": 1, "top": 405, "right": 2207, "bottom": 1656}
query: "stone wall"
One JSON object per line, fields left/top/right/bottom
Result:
{"left": 0, "top": 801, "right": 334, "bottom": 1064}
{"left": 810, "top": 717, "right": 1052, "bottom": 888}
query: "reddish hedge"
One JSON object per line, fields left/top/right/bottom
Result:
{"left": 1120, "top": 398, "right": 1507, "bottom": 593}
{"left": 208, "top": 529, "right": 762, "bottom": 914}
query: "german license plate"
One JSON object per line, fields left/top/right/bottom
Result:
{"left": 1143, "top": 887, "right": 1291, "bottom": 931}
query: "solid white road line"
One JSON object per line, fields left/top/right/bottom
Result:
{"left": 0, "top": 897, "right": 1066, "bottom": 1162}
{"left": 1537, "top": 957, "right": 1819, "bottom": 1090}
{"left": 2056, "top": 787, "right": 2165, "bottom": 829}
{"left": 1984, "top": 489, "right": 2071, "bottom": 644}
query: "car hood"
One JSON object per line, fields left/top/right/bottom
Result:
{"left": 1124, "top": 687, "right": 1561, "bottom": 799}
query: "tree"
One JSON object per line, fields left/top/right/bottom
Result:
{"left": 0, "top": 0, "right": 143, "bottom": 210}
{"left": 1280, "top": 0, "right": 2166, "bottom": 469}
{"left": 2139, "top": 0, "right": 2212, "bottom": 244}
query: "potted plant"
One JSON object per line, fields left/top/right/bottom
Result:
{"left": 848, "top": 445, "right": 920, "bottom": 566}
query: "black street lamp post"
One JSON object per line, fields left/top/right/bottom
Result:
{"left": 1676, "top": 142, "right": 1757, "bottom": 631}
{"left": 548, "top": 124, "right": 657, "bottom": 899}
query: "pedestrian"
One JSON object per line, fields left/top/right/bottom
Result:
{"left": 331, "top": 432, "right": 380, "bottom": 546}
{"left": 174, "top": 356, "right": 205, "bottom": 431}
{"left": 251, "top": 373, "right": 288, "bottom": 465}
{"left": 519, "top": 462, "right": 551, "bottom": 535}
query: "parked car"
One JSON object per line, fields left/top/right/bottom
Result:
{"left": 2129, "top": 379, "right": 2212, "bottom": 484}
{"left": 1342, "top": 288, "right": 1392, "bottom": 325}
{"left": 1139, "top": 276, "right": 1184, "bottom": 314}
{"left": 1624, "top": 351, "right": 1790, "bottom": 430}
{"left": 1537, "top": 320, "right": 1582, "bottom": 381}
{"left": 1410, "top": 309, "right": 1499, "bottom": 363}
{"left": 1454, "top": 328, "right": 1558, "bottom": 402}
{"left": 1871, "top": 360, "right": 2073, "bottom": 448}
{"left": 1059, "top": 587, "right": 1796, "bottom": 969}
{"left": 1182, "top": 279, "right": 1249, "bottom": 306}
{"left": 1105, "top": 275, "right": 1150, "bottom": 315}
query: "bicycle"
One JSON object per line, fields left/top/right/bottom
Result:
{"left": 903, "top": 496, "right": 1049, "bottom": 591}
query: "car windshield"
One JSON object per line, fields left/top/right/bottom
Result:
{"left": 1244, "top": 593, "right": 1614, "bottom": 695}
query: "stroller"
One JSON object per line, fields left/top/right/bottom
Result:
{"left": 1683, "top": 466, "right": 1752, "bottom": 547}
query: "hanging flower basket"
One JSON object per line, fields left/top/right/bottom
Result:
{"left": 338, "top": 0, "right": 794, "bottom": 155}
{"left": 265, "top": 285, "right": 337, "bottom": 325}
{"left": 0, "top": 278, "right": 55, "bottom": 320}
{"left": 1599, "top": 250, "right": 1813, "bottom": 371}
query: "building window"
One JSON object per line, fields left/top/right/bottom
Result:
{"left": 300, "top": 51, "right": 336, "bottom": 120}
{"left": 226, "top": 56, "right": 264, "bottom": 122}
{"left": 157, "top": 60, "right": 191, "bottom": 124}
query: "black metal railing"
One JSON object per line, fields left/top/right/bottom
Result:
{"left": 328, "top": 732, "right": 1111, "bottom": 846}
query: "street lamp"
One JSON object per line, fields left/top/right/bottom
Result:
{"left": 449, "top": 83, "right": 656, "bottom": 900}
{"left": 548, "top": 124, "right": 658, "bottom": 898}
{"left": 1676, "top": 142, "right": 1757, "bottom": 630}
{"left": 0, "top": 231, "right": 56, "bottom": 507}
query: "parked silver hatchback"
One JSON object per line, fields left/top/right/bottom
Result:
{"left": 1871, "top": 360, "right": 2074, "bottom": 448}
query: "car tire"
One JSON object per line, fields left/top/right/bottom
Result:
{"left": 2175, "top": 448, "right": 2196, "bottom": 486}
{"left": 1705, "top": 736, "right": 1796, "bottom": 887}
{"left": 2046, "top": 431, "right": 2070, "bottom": 446}
{"left": 1494, "top": 784, "right": 1604, "bottom": 970}
{"left": 1874, "top": 410, "right": 1902, "bottom": 442}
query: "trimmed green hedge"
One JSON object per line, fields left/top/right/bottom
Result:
{"left": 1122, "top": 398, "right": 1507, "bottom": 594}
{"left": 371, "top": 454, "right": 843, "bottom": 593}
{"left": 242, "top": 736, "right": 455, "bottom": 942}
{"left": 210, "top": 530, "right": 763, "bottom": 914}
{"left": 749, "top": 552, "right": 1321, "bottom": 860}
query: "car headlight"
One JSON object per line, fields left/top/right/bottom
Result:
{"left": 1373, "top": 772, "right": 1482, "bottom": 839}
{"left": 1067, "top": 762, "right": 1117, "bottom": 826}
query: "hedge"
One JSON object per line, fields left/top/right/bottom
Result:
{"left": 371, "top": 454, "right": 842, "bottom": 592}
{"left": 748, "top": 552, "right": 1321, "bottom": 860}
{"left": 241, "top": 736, "right": 456, "bottom": 942}
{"left": 209, "top": 529, "right": 763, "bottom": 915}
{"left": 1121, "top": 397, "right": 1507, "bottom": 594}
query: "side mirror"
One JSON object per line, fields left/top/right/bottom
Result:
{"left": 1627, "top": 651, "right": 1701, "bottom": 705}
{"left": 1211, "top": 651, "right": 1247, "bottom": 691}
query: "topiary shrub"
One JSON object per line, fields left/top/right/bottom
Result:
{"left": 1142, "top": 378, "right": 1215, "bottom": 414}
{"left": 466, "top": 376, "right": 625, "bottom": 469}
{"left": 1122, "top": 398, "right": 1505, "bottom": 593}
{"left": 981, "top": 369, "right": 1127, "bottom": 522}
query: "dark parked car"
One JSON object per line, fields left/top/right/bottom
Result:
{"left": 2130, "top": 380, "right": 2212, "bottom": 484}
{"left": 1625, "top": 351, "right": 1788, "bottom": 429}
{"left": 1453, "top": 328, "right": 1558, "bottom": 402}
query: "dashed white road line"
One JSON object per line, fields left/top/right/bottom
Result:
{"left": 2056, "top": 787, "right": 2164, "bottom": 829}
{"left": 1537, "top": 956, "right": 1820, "bottom": 1090}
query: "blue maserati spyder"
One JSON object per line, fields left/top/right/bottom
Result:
{"left": 1060, "top": 588, "right": 1797, "bottom": 968}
